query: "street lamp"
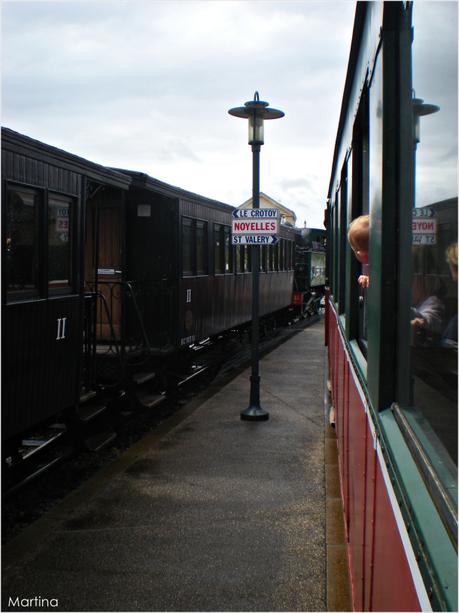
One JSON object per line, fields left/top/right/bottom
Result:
{"left": 228, "top": 92, "right": 284, "bottom": 421}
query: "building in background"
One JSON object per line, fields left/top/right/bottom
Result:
{"left": 239, "top": 193, "right": 297, "bottom": 227}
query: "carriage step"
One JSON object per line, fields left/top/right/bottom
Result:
{"left": 79, "top": 390, "right": 98, "bottom": 404}
{"left": 20, "top": 428, "right": 66, "bottom": 461}
{"left": 137, "top": 390, "right": 166, "bottom": 409}
{"left": 6, "top": 448, "right": 73, "bottom": 496}
{"left": 77, "top": 402, "right": 108, "bottom": 423}
{"left": 132, "top": 371, "right": 156, "bottom": 386}
{"left": 177, "top": 366, "right": 209, "bottom": 387}
{"left": 84, "top": 431, "right": 117, "bottom": 452}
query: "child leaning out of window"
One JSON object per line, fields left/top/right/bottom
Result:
{"left": 348, "top": 214, "right": 369, "bottom": 288}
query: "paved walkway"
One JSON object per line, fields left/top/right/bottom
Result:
{"left": 3, "top": 321, "right": 349, "bottom": 612}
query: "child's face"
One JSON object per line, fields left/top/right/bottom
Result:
{"left": 354, "top": 249, "right": 369, "bottom": 264}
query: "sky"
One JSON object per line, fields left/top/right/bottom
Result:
{"left": 1, "top": 0, "right": 358, "bottom": 229}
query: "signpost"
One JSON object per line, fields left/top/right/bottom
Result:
{"left": 228, "top": 92, "right": 284, "bottom": 421}
{"left": 232, "top": 208, "right": 279, "bottom": 245}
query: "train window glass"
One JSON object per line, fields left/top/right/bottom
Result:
{"left": 244, "top": 245, "right": 251, "bottom": 272}
{"left": 196, "top": 220, "right": 208, "bottom": 275}
{"left": 236, "top": 244, "right": 244, "bottom": 273}
{"left": 224, "top": 226, "right": 233, "bottom": 273}
{"left": 5, "top": 186, "right": 40, "bottom": 299}
{"left": 273, "top": 242, "right": 279, "bottom": 271}
{"left": 48, "top": 195, "right": 72, "bottom": 291}
{"left": 182, "top": 217, "right": 194, "bottom": 276}
{"left": 410, "top": 2, "right": 458, "bottom": 466}
{"left": 214, "top": 223, "right": 224, "bottom": 274}
{"left": 279, "top": 239, "right": 284, "bottom": 270}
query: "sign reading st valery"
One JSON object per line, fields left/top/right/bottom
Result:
{"left": 232, "top": 208, "right": 280, "bottom": 245}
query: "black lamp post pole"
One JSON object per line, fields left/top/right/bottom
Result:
{"left": 244, "top": 142, "right": 266, "bottom": 419}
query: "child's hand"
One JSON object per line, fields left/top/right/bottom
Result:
{"left": 358, "top": 274, "right": 369, "bottom": 288}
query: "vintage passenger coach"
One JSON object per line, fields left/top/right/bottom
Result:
{"left": 325, "top": 2, "right": 457, "bottom": 611}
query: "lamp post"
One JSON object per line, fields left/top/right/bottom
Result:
{"left": 228, "top": 92, "right": 284, "bottom": 421}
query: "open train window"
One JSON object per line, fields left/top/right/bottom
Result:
{"left": 48, "top": 194, "right": 73, "bottom": 293}
{"left": 5, "top": 186, "right": 40, "bottom": 300}
{"left": 350, "top": 87, "right": 369, "bottom": 353}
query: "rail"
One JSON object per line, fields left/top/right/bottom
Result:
{"left": 84, "top": 278, "right": 175, "bottom": 361}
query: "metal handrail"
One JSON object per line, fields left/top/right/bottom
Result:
{"left": 124, "top": 281, "right": 152, "bottom": 355}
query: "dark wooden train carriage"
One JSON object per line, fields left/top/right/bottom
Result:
{"left": 1, "top": 127, "right": 131, "bottom": 443}
{"left": 117, "top": 171, "right": 295, "bottom": 352}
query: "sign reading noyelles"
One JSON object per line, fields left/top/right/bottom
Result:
{"left": 232, "top": 208, "right": 279, "bottom": 243}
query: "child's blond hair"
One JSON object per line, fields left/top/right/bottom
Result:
{"left": 348, "top": 215, "right": 369, "bottom": 252}
{"left": 446, "top": 242, "right": 458, "bottom": 268}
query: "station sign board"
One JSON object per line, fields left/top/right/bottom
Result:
{"left": 232, "top": 208, "right": 279, "bottom": 245}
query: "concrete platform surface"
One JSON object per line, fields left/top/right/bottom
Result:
{"left": 3, "top": 322, "right": 335, "bottom": 612}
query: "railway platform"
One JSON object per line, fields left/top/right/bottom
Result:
{"left": 2, "top": 320, "right": 351, "bottom": 612}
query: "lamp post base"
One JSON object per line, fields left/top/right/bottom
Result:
{"left": 240, "top": 406, "right": 269, "bottom": 421}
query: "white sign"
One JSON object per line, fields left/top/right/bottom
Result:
{"left": 137, "top": 204, "right": 151, "bottom": 217}
{"left": 232, "top": 235, "right": 279, "bottom": 245}
{"left": 232, "top": 219, "right": 279, "bottom": 235}
{"left": 232, "top": 208, "right": 279, "bottom": 219}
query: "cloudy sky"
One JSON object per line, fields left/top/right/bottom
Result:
{"left": 2, "top": 0, "right": 357, "bottom": 228}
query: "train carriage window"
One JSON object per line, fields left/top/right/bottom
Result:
{"left": 236, "top": 244, "right": 244, "bottom": 273}
{"left": 261, "top": 245, "right": 267, "bottom": 271}
{"left": 273, "top": 242, "right": 279, "bottom": 271}
{"left": 5, "top": 186, "right": 40, "bottom": 299}
{"left": 268, "top": 244, "right": 273, "bottom": 271}
{"left": 182, "top": 217, "right": 194, "bottom": 276}
{"left": 48, "top": 194, "right": 73, "bottom": 291}
{"left": 243, "top": 244, "right": 251, "bottom": 272}
{"left": 214, "top": 223, "right": 224, "bottom": 274}
{"left": 196, "top": 220, "right": 208, "bottom": 275}
{"left": 224, "top": 225, "right": 233, "bottom": 273}
{"left": 279, "top": 239, "right": 284, "bottom": 270}
{"left": 351, "top": 88, "right": 370, "bottom": 350}
{"left": 409, "top": 2, "right": 458, "bottom": 467}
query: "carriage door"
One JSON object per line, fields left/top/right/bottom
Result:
{"left": 86, "top": 192, "right": 124, "bottom": 341}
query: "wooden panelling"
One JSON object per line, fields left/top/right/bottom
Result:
{"left": 3, "top": 148, "right": 81, "bottom": 196}
{"left": 327, "top": 306, "right": 421, "bottom": 612}
{"left": 4, "top": 297, "right": 81, "bottom": 439}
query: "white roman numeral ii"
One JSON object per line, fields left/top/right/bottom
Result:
{"left": 56, "top": 317, "right": 67, "bottom": 340}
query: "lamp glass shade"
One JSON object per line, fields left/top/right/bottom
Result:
{"left": 248, "top": 113, "right": 264, "bottom": 145}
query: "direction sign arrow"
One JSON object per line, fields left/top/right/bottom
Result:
{"left": 232, "top": 208, "right": 279, "bottom": 219}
